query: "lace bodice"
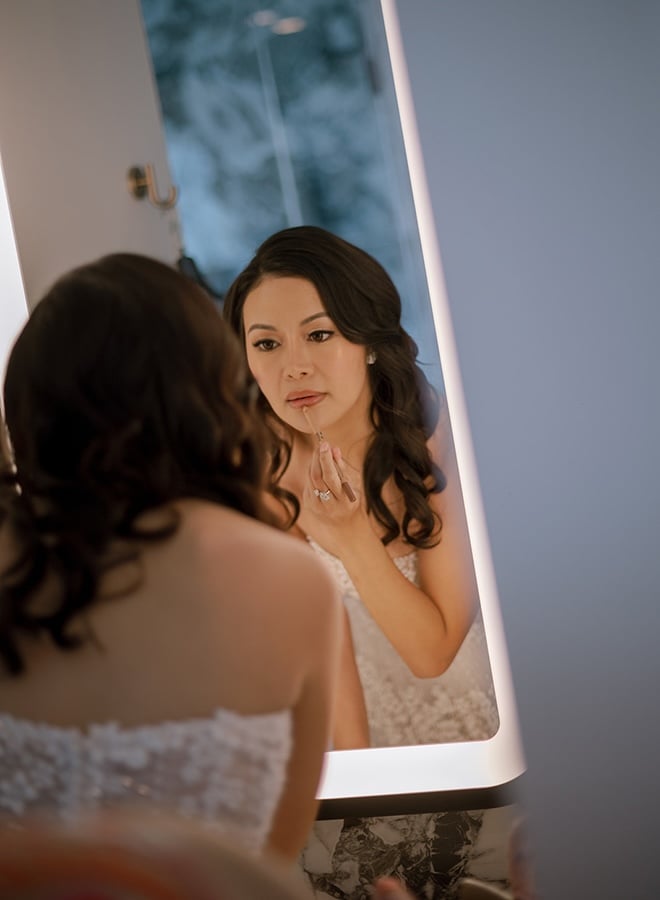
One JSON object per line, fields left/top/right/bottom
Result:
{"left": 308, "top": 539, "right": 499, "bottom": 747}
{"left": 0, "top": 708, "right": 291, "bottom": 851}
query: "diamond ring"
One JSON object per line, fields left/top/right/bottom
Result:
{"left": 316, "top": 489, "right": 332, "bottom": 502}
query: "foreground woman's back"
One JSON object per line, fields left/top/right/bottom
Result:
{"left": 0, "top": 254, "right": 341, "bottom": 860}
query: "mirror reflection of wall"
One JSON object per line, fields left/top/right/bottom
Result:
{"left": 140, "top": 0, "right": 440, "bottom": 380}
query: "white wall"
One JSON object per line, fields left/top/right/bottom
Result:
{"left": 0, "top": 0, "right": 180, "bottom": 310}
{"left": 396, "top": 1, "right": 660, "bottom": 897}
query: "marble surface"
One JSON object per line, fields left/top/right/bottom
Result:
{"left": 300, "top": 805, "right": 518, "bottom": 899}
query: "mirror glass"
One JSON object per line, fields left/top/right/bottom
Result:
{"left": 140, "top": 0, "right": 521, "bottom": 803}
{"left": 141, "top": 0, "right": 443, "bottom": 371}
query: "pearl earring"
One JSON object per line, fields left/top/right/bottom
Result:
{"left": 366, "top": 351, "right": 377, "bottom": 365}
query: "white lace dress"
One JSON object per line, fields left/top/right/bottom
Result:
{"left": 308, "top": 539, "right": 499, "bottom": 747}
{"left": 0, "top": 708, "right": 291, "bottom": 851}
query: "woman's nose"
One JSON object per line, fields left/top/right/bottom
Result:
{"left": 284, "top": 361, "right": 312, "bottom": 379}
{"left": 284, "top": 347, "right": 313, "bottom": 380}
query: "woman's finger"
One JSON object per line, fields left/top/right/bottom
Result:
{"left": 305, "top": 444, "right": 337, "bottom": 508}
{"left": 309, "top": 444, "right": 324, "bottom": 487}
{"left": 317, "top": 441, "right": 343, "bottom": 491}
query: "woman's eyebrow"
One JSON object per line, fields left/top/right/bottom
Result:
{"left": 246, "top": 311, "right": 330, "bottom": 334}
{"left": 300, "top": 311, "right": 331, "bottom": 325}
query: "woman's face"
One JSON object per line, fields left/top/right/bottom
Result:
{"left": 242, "top": 275, "right": 373, "bottom": 438}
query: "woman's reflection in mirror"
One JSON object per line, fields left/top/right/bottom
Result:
{"left": 223, "top": 226, "right": 498, "bottom": 749}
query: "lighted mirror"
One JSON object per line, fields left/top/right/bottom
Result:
{"left": 0, "top": 0, "right": 524, "bottom": 816}
{"left": 140, "top": 0, "right": 524, "bottom": 813}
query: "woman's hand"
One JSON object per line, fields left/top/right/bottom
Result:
{"left": 300, "top": 441, "right": 369, "bottom": 555}
{"left": 309, "top": 441, "right": 357, "bottom": 505}
{"left": 372, "top": 877, "right": 419, "bottom": 899}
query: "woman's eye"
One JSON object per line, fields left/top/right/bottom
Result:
{"left": 252, "top": 338, "right": 279, "bottom": 351}
{"left": 308, "top": 329, "right": 334, "bottom": 343}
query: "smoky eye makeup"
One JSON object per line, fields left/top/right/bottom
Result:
{"left": 250, "top": 336, "right": 280, "bottom": 351}
{"left": 307, "top": 328, "right": 334, "bottom": 343}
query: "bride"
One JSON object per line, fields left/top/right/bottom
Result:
{"left": 223, "top": 226, "right": 499, "bottom": 749}
{"left": 0, "top": 253, "right": 342, "bottom": 861}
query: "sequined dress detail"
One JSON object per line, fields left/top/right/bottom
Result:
{"left": 0, "top": 707, "right": 291, "bottom": 850}
{"left": 308, "top": 539, "right": 499, "bottom": 747}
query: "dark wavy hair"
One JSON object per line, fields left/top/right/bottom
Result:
{"left": 0, "top": 253, "right": 287, "bottom": 676}
{"left": 222, "top": 226, "right": 446, "bottom": 549}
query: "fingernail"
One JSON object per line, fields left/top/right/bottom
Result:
{"left": 320, "top": 441, "right": 329, "bottom": 452}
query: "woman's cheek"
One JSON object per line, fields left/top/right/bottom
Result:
{"left": 245, "top": 357, "right": 263, "bottom": 389}
{"left": 252, "top": 371, "right": 277, "bottom": 410}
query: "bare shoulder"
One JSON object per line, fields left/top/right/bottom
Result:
{"left": 423, "top": 405, "right": 473, "bottom": 543}
{"left": 175, "top": 500, "right": 339, "bottom": 620}
{"left": 179, "top": 499, "right": 322, "bottom": 566}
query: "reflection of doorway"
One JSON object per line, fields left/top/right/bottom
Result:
{"left": 140, "top": 0, "right": 441, "bottom": 380}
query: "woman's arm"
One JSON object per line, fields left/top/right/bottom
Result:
{"left": 265, "top": 552, "right": 343, "bottom": 861}
{"left": 262, "top": 492, "right": 369, "bottom": 750}
{"left": 301, "top": 428, "right": 478, "bottom": 679}
{"left": 331, "top": 606, "right": 370, "bottom": 750}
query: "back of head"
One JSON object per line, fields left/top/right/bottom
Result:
{"left": 5, "top": 253, "right": 263, "bottom": 515}
{"left": 0, "top": 253, "right": 273, "bottom": 675}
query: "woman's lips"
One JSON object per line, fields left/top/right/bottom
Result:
{"left": 286, "top": 393, "right": 324, "bottom": 409}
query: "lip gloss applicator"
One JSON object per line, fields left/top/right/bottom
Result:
{"left": 302, "top": 404, "right": 324, "bottom": 443}
{"left": 302, "top": 406, "right": 357, "bottom": 503}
